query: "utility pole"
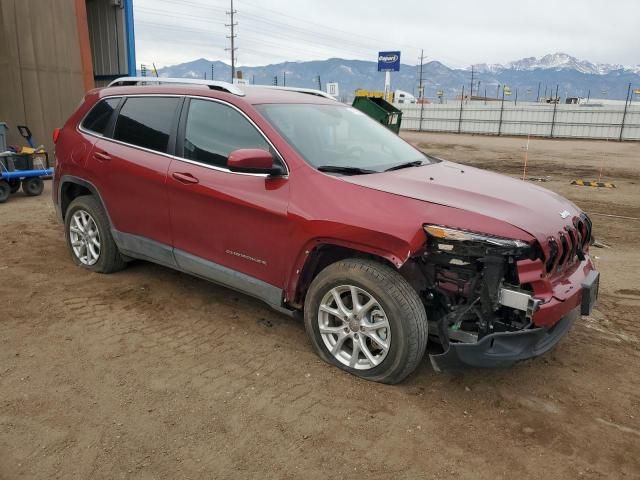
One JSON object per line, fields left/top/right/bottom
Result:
{"left": 470, "top": 65, "right": 474, "bottom": 99}
{"left": 211, "top": 64, "right": 214, "bottom": 81}
{"left": 316, "top": 75, "right": 321, "bottom": 90}
{"left": 536, "top": 81, "right": 541, "bottom": 102}
{"left": 283, "top": 71, "right": 286, "bottom": 87}
{"left": 225, "top": 0, "right": 237, "bottom": 81}
{"left": 418, "top": 49, "right": 425, "bottom": 131}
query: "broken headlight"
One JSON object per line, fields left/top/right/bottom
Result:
{"left": 423, "top": 224, "right": 531, "bottom": 256}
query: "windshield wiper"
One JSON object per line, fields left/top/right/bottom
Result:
{"left": 317, "top": 165, "right": 377, "bottom": 175}
{"left": 384, "top": 160, "right": 424, "bottom": 172}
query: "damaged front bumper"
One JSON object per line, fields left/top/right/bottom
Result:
{"left": 429, "top": 307, "right": 579, "bottom": 371}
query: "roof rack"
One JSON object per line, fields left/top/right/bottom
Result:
{"left": 245, "top": 85, "right": 335, "bottom": 100}
{"left": 107, "top": 77, "right": 245, "bottom": 96}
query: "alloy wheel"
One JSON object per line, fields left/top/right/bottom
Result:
{"left": 69, "top": 209, "right": 101, "bottom": 266}
{"left": 317, "top": 285, "right": 391, "bottom": 370}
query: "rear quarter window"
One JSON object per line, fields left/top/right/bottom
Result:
{"left": 113, "top": 97, "right": 181, "bottom": 153}
{"left": 81, "top": 98, "right": 120, "bottom": 135}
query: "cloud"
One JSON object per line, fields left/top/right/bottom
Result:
{"left": 134, "top": 0, "right": 639, "bottom": 68}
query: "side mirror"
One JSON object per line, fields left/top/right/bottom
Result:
{"left": 227, "top": 149, "right": 285, "bottom": 176}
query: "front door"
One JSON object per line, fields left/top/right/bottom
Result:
{"left": 167, "top": 98, "right": 290, "bottom": 303}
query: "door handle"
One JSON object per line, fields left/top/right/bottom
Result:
{"left": 93, "top": 151, "right": 111, "bottom": 161}
{"left": 172, "top": 172, "right": 199, "bottom": 184}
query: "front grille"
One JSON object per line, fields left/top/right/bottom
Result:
{"left": 545, "top": 214, "right": 592, "bottom": 273}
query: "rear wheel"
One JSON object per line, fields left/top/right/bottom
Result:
{"left": 304, "top": 258, "right": 428, "bottom": 384}
{"left": 0, "top": 181, "right": 10, "bottom": 203}
{"left": 22, "top": 177, "right": 44, "bottom": 196}
{"left": 64, "top": 195, "right": 126, "bottom": 273}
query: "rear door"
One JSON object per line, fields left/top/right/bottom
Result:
{"left": 91, "top": 95, "right": 182, "bottom": 255}
{"left": 167, "top": 97, "right": 290, "bottom": 298}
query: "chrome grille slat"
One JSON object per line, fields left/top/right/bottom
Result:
{"left": 545, "top": 214, "right": 591, "bottom": 274}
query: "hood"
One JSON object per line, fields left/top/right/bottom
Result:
{"left": 341, "top": 160, "right": 581, "bottom": 244}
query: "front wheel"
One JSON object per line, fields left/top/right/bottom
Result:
{"left": 304, "top": 258, "right": 428, "bottom": 384}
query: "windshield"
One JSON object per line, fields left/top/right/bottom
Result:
{"left": 255, "top": 104, "right": 434, "bottom": 173}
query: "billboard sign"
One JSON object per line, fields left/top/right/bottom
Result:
{"left": 326, "top": 82, "right": 339, "bottom": 97}
{"left": 378, "top": 51, "right": 401, "bottom": 72}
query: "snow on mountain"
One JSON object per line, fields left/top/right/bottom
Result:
{"left": 156, "top": 54, "right": 640, "bottom": 101}
{"left": 472, "top": 53, "right": 632, "bottom": 75}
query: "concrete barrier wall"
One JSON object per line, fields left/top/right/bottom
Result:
{"left": 398, "top": 102, "right": 640, "bottom": 141}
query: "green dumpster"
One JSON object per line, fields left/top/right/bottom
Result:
{"left": 352, "top": 97, "right": 402, "bottom": 134}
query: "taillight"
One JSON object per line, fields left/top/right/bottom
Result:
{"left": 52, "top": 128, "right": 61, "bottom": 144}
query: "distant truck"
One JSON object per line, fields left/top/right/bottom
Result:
{"left": 394, "top": 90, "right": 416, "bottom": 104}
{"left": 354, "top": 89, "right": 417, "bottom": 104}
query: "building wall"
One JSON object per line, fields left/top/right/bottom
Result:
{"left": 87, "top": 0, "right": 135, "bottom": 83}
{"left": 0, "top": 0, "right": 94, "bottom": 157}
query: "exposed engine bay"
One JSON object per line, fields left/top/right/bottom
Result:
{"left": 404, "top": 225, "right": 558, "bottom": 348}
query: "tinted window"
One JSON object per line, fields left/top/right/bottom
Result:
{"left": 183, "top": 99, "right": 270, "bottom": 168}
{"left": 113, "top": 97, "right": 180, "bottom": 153}
{"left": 81, "top": 98, "right": 120, "bottom": 134}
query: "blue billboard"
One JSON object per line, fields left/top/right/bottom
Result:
{"left": 378, "top": 51, "right": 401, "bottom": 72}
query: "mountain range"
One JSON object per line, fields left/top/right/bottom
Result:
{"left": 155, "top": 53, "right": 640, "bottom": 102}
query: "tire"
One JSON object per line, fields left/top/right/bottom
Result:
{"left": 304, "top": 258, "right": 428, "bottom": 384}
{"left": 9, "top": 180, "right": 20, "bottom": 194}
{"left": 0, "top": 181, "right": 9, "bottom": 203}
{"left": 64, "top": 195, "right": 126, "bottom": 273}
{"left": 22, "top": 177, "right": 44, "bottom": 196}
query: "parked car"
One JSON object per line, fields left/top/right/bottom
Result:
{"left": 52, "top": 78, "right": 599, "bottom": 384}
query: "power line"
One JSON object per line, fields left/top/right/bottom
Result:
{"left": 138, "top": 0, "right": 466, "bottom": 66}
{"left": 137, "top": 6, "right": 378, "bottom": 61}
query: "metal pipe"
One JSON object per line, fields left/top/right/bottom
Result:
{"left": 619, "top": 83, "right": 632, "bottom": 141}
{"left": 418, "top": 49, "right": 425, "bottom": 132}
{"left": 1, "top": 169, "right": 53, "bottom": 180}
{"left": 550, "top": 84, "right": 559, "bottom": 138}
{"left": 498, "top": 86, "right": 505, "bottom": 136}
{"left": 458, "top": 85, "right": 465, "bottom": 134}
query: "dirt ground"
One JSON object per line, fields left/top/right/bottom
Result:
{"left": 1, "top": 133, "right": 639, "bottom": 479}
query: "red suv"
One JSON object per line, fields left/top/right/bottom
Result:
{"left": 52, "top": 77, "right": 599, "bottom": 384}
